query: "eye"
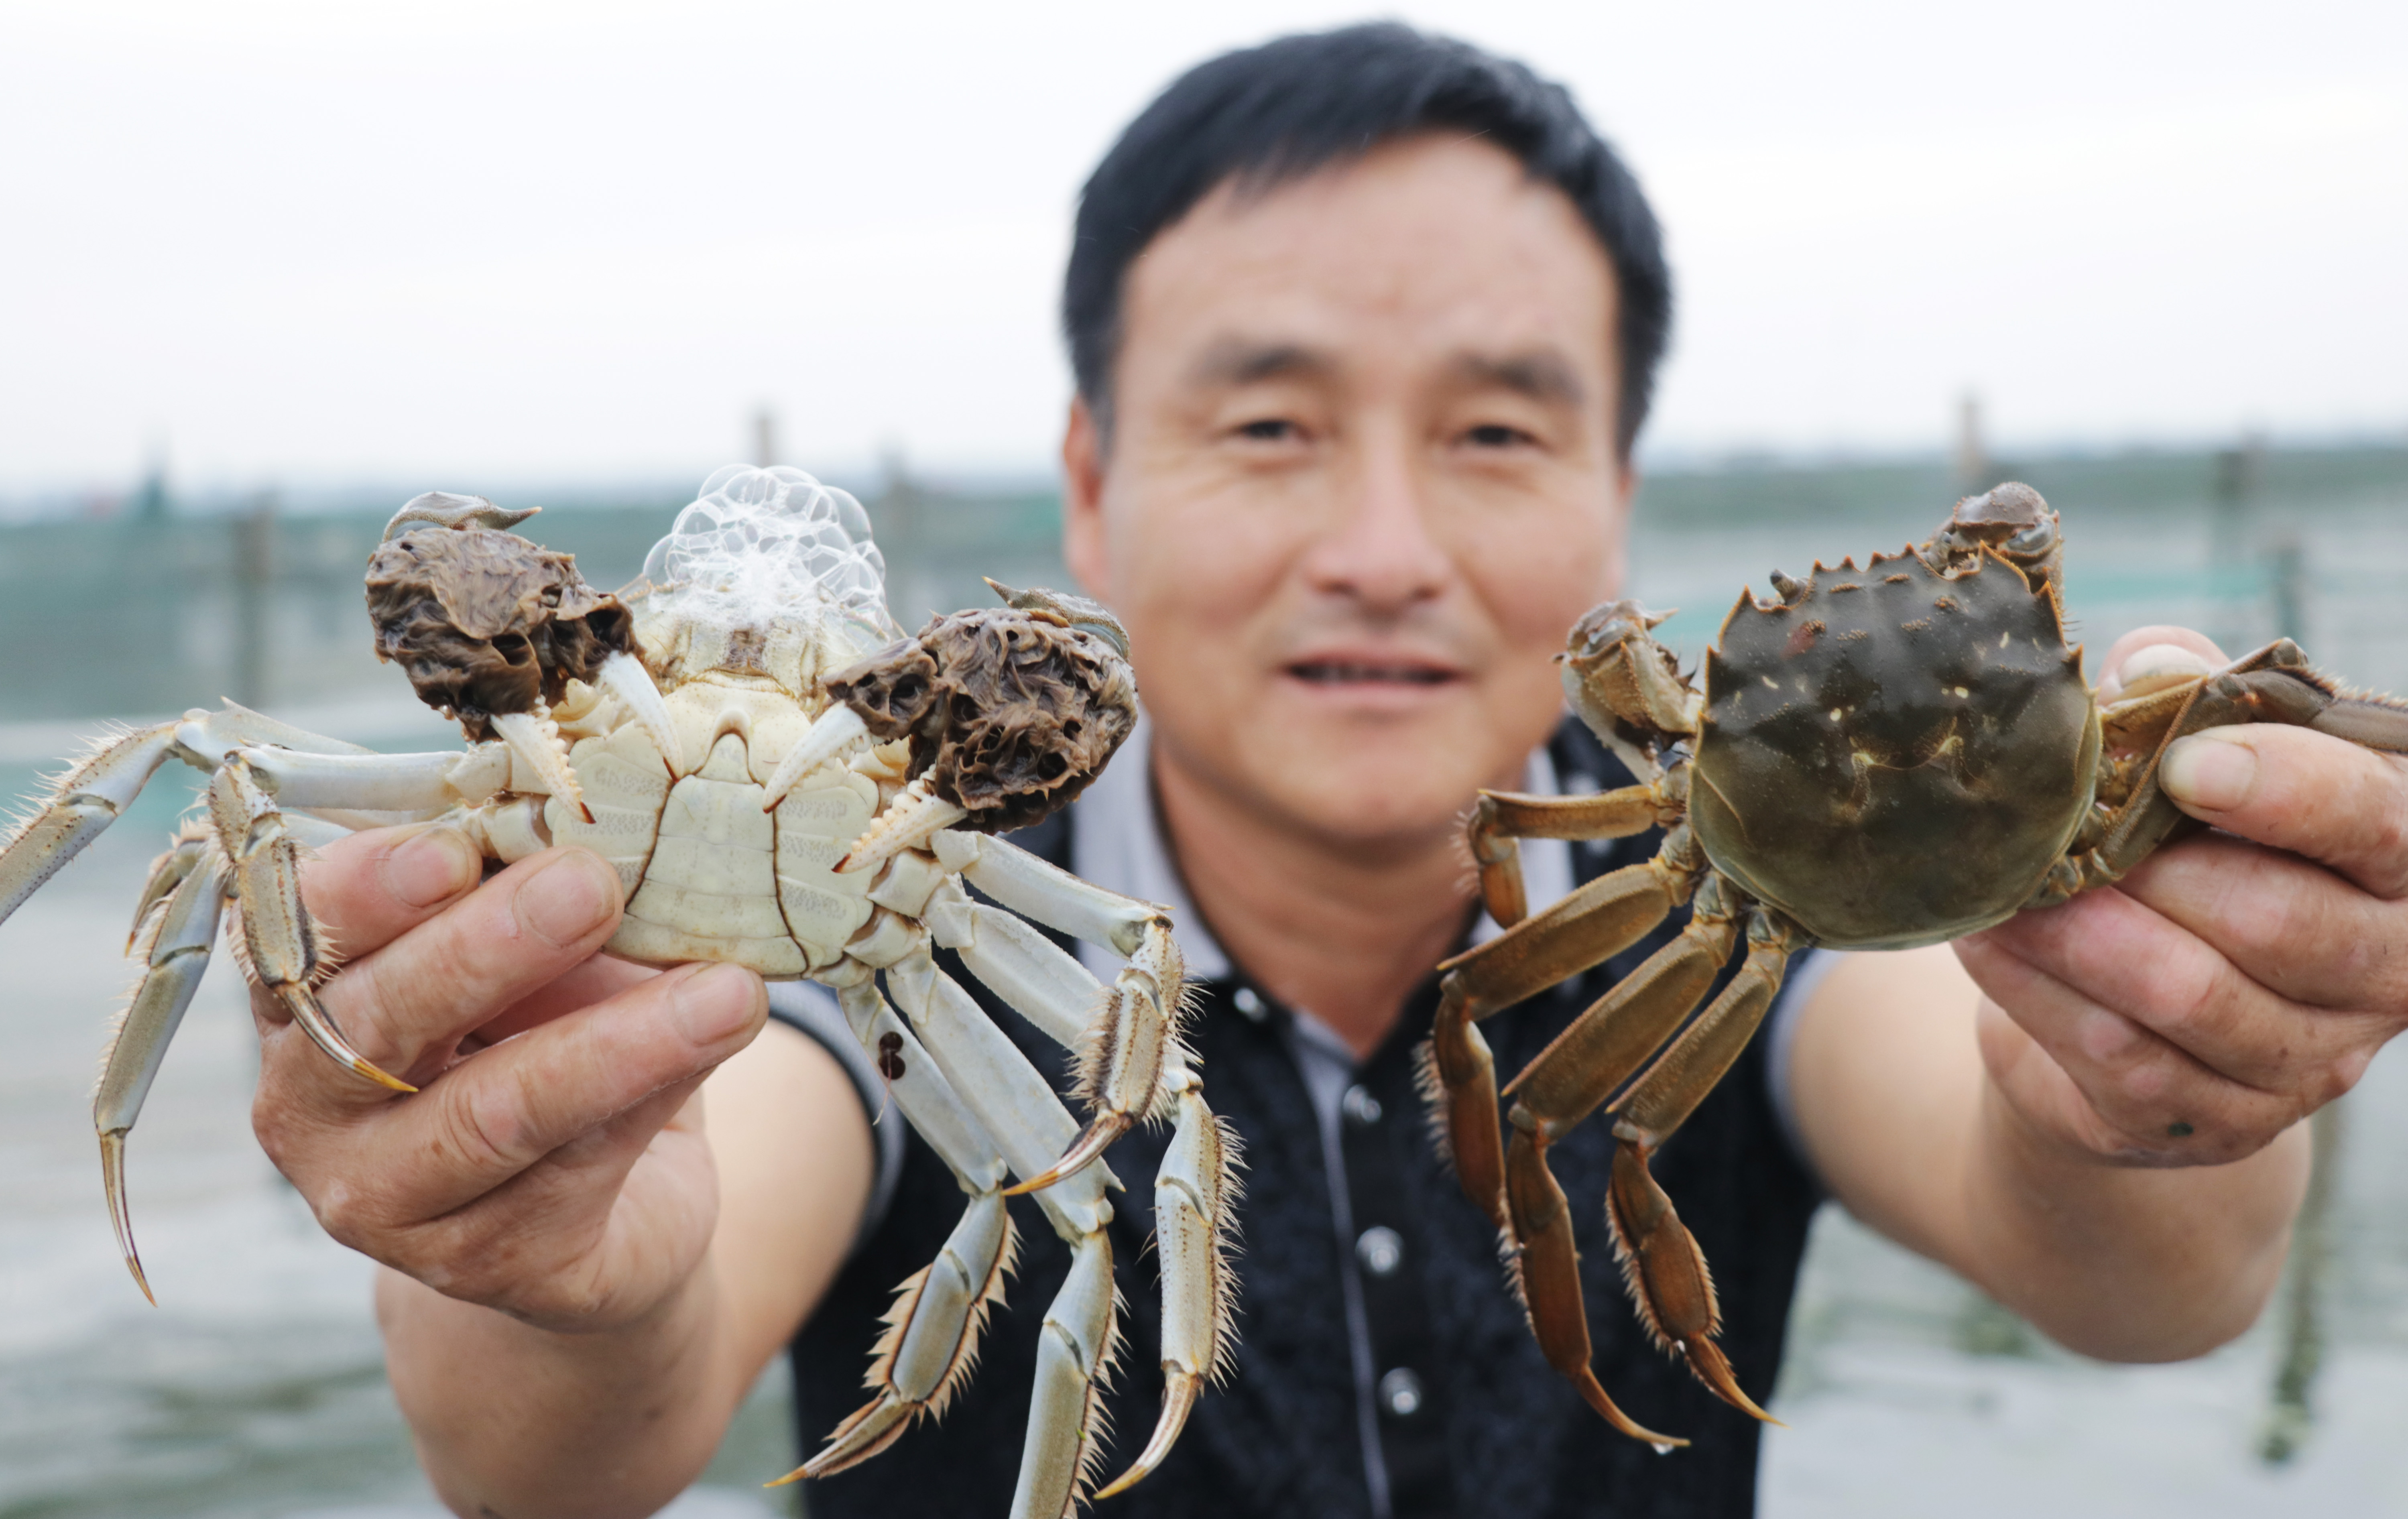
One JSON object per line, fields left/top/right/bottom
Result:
{"left": 1463, "top": 423, "right": 1534, "bottom": 449}
{"left": 1234, "top": 417, "right": 1298, "bottom": 442}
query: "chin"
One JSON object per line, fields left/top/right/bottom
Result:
{"left": 1245, "top": 701, "right": 1508, "bottom": 844}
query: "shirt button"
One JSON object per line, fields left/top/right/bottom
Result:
{"left": 1232, "top": 986, "right": 1265, "bottom": 1019}
{"left": 1342, "top": 1084, "right": 1383, "bottom": 1127}
{"left": 1378, "top": 1366, "right": 1424, "bottom": 1418}
{"left": 1355, "top": 1225, "right": 1403, "bottom": 1278}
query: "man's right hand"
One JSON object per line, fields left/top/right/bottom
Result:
{"left": 247, "top": 824, "right": 767, "bottom": 1332}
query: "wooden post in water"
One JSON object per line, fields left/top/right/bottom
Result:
{"left": 231, "top": 493, "right": 275, "bottom": 711}
{"left": 2259, "top": 526, "right": 2344, "bottom": 1465}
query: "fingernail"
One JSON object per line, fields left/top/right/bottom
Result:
{"left": 387, "top": 827, "right": 479, "bottom": 908}
{"left": 518, "top": 849, "right": 620, "bottom": 947}
{"left": 2160, "top": 729, "right": 2258, "bottom": 812}
{"left": 2109, "top": 643, "right": 2215, "bottom": 702}
{"left": 675, "top": 962, "right": 763, "bottom": 1047}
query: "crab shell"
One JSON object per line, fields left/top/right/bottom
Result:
{"left": 1689, "top": 545, "right": 2101, "bottom": 950}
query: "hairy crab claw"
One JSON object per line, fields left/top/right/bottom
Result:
{"left": 364, "top": 502, "right": 645, "bottom": 821}
{"left": 822, "top": 584, "right": 1141, "bottom": 874}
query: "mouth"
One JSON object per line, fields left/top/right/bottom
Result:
{"left": 1283, "top": 657, "right": 1463, "bottom": 687}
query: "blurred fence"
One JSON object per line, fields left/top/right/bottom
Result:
{"left": 0, "top": 477, "right": 1071, "bottom": 730}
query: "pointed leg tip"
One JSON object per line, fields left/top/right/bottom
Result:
{"left": 1002, "top": 1115, "right": 1132, "bottom": 1196}
{"left": 763, "top": 1467, "right": 808, "bottom": 1489}
{"left": 1096, "top": 1371, "right": 1200, "bottom": 1499}
{"left": 353, "top": 1059, "right": 419, "bottom": 1094}
{"left": 1575, "top": 1369, "right": 1688, "bottom": 1449}
{"left": 1093, "top": 1467, "right": 1146, "bottom": 1501}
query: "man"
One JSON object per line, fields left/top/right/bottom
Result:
{"left": 248, "top": 25, "right": 2408, "bottom": 1519}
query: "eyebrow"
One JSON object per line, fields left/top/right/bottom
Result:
{"left": 1449, "top": 350, "right": 1587, "bottom": 407}
{"left": 1185, "top": 339, "right": 1334, "bottom": 388}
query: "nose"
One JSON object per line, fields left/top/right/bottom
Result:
{"left": 1297, "top": 424, "right": 1452, "bottom": 618}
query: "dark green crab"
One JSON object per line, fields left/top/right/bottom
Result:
{"left": 1420, "top": 484, "right": 2408, "bottom": 1447}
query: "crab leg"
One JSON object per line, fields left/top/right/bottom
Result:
{"left": 1493, "top": 878, "right": 1758, "bottom": 1438}
{"left": 95, "top": 829, "right": 228, "bottom": 1302}
{"left": 941, "top": 831, "right": 1167, "bottom": 958}
{"left": 2037, "top": 642, "right": 2408, "bottom": 908}
{"left": 836, "top": 956, "right": 1132, "bottom": 1517}
{"left": 0, "top": 721, "right": 183, "bottom": 925}
{"left": 1013, "top": 1230, "right": 1121, "bottom": 1519}
{"left": 1504, "top": 1121, "right": 1686, "bottom": 1449}
{"left": 234, "top": 744, "right": 510, "bottom": 814}
{"left": 211, "top": 760, "right": 413, "bottom": 1093}
{"left": 1591, "top": 905, "right": 1809, "bottom": 1424}
{"left": 921, "top": 864, "right": 1231, "bottom": 1498}
{"left": 1424, "top": 835, "right": 1701, "bottom": 1229}
{"left": 880, "top": 946, "right": 1115, "bottom": 1219}
{"left": 921, "top": 872, "right": 1190, "bottom": 1194}
{"left": 779, "top": 979, "right": 1022, "bottom": 1482}
{"left": 1468, "top": 779, "right": 1672, "bottom": 928}
{"left": 1094, "top": 1069, "right": 1240, "bottom": 1499}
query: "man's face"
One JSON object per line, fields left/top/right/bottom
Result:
{"left": 1063, "top": 134, "right": 1633, "bottom": 852}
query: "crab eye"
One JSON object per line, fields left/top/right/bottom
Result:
{"left": 2008, "top": 521, "right": 2058, "bottom": 556}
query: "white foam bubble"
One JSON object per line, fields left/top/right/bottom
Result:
{"left": 637, "top": 465, "right": 901, "bottom": 656}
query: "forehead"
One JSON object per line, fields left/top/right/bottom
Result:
{"left": 1118, "top": 134, "right": 1619, "bottom": 388}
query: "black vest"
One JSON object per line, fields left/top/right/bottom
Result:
{"left": 791, "top": 721, "right": 1822, "bottom": 1518}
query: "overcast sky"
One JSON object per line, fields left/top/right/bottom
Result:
{"left": 4, "top": 0, "right": 2404, "bottom": 498}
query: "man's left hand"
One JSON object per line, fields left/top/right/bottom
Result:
{"left": 1959, "top": 624, "right": 2408, "bottom": 1168}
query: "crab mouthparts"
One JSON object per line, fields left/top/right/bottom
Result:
{"left": 1287, "top": 660, "right": 1456, "bottom": 685}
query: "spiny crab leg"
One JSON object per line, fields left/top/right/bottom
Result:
{"left": 759, "top": 703, "right": 870, "bottom": 811}
{"left": 0, "top": 721, "right": 183, "bottom": 924}
{"left": 1496, "top": 878, "right": 1791, "bottom": 1431}
{"left": 97, "top": 827, "right": 227, "bottom": 1302}
{"left": 870, "top": 948, "right": 1134, "bottom": 1519}
{"left": 1468, "top": 778, "right": 1674, "bottom": 929}
{"left": 1422, "top": 832, "right": 1700, "bottom": 1232}
{"left": 1002, "top": 919, "right": 1183, "bottom": 1197}
{"left": 918, "top": 866, "right": 1189, "bottom": 1195}
{"left": 1598, "top": 907, "right": 1808, "bottom": 1427}
{"left": 209, "top": 759, "right": 414, "bottom": 1094}
{"left": 1094, "top": 1068, "right": 1240, "bottom": 1500}
{"left": 779, "top": 977, "right": 1021, "bottom": 1483}
{"left": 919, "top": 840, "right": 1234, "bottom": 1500}
{"left": 1013, "top": 1230, "right": 1121, "bottom": 1519}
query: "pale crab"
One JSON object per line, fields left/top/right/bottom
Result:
{"left": 1422, "top": 483, "right": 2408, "bottom": 1448}
{"left": 0, "top": 466, "right": 1237, "bottom": 1517}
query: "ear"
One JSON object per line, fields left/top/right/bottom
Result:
{"left": 1061, "top": 396, "right": 1112, "bottom": 601}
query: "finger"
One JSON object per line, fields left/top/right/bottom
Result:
{"left": 370, "top": 959, "right": 764, "bottom": 1222}
{"left": 266, "top": 846, "right": 625, "bottom": 1106}
{"left": 2095, "top": 625, "right": 2227, "bottom": 704}
{"left": 2157, "top": 724, "right": 2408, "bottom": 899}
{"left": 2116, "top": 831, "right": 2408, "bottom": 1013}
{"left": 1956, "top": 931, "right": 2298, "bottom": 1163}
{"left": 299, "top": 823, "right": 484, "bottom": 960}
{"left": 394, "top": 1078, "right": 719, "bottom": 1322}
{"left": 1973, "top": 886, "right": 2369, "bottom": 1098}
{"left": 463, "top": 954, "right": 661, "bottom": 1053}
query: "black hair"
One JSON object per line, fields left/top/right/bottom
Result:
{"left": 1064, "top": 22, "right": 1672, "bottom": 458}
